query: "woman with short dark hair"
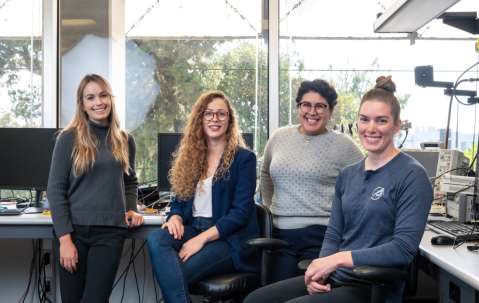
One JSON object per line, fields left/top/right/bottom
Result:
{"left": 260, "top": 79, "right": 363, "bottom": 282}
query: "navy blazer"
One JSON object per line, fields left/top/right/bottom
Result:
{"left": 168, "top": 147, "right": 259, "bottom": 272}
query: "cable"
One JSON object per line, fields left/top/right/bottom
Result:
{"left": 398, "top": 129, "right": 408, "bottom": 149}
{"left": 19, "top": 240, "right": 38, "bottom": 303}
{"left": 445, "top": 60, "right": 479, "bottom": 148}
{"left": 141, "top": 246, "right": 146, "bottom": 303}
{"left": 112, "top": 241, "right": 147, "bottom": 290}
{"left": 131, "top": 240, "right": 141, "bottom": 303}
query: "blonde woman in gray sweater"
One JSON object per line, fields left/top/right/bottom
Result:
{"left": 261, "top": 79, "right": 363, "bottom": 282}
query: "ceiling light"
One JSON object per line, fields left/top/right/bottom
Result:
{"left": 374, "top": 0, "right": 460, "bottom": 33}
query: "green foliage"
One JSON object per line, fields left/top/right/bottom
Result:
{"left": 0, "top": 39, "right": 42, "bottom": 127}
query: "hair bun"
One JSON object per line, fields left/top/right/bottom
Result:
{"left": 375, "top": 75, "right": 396, "bottom": 93}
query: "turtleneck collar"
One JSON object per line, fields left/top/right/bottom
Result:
{"left": 88, "top": 119, "right": 110, "bottom": 130}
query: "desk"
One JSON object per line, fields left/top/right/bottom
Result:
{"left": 0, "top": 213, "right": 165, "bottom": 302}
{"left": 420, "top": 229, "right": 479, "bottom": 302}
{"left": 0, "top": 213, "right": 165, "bottom": 238}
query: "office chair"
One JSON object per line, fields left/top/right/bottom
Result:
{"left": 298, "top": 257, "right": 417, "bottom": 303}
{"left": 189, "top": 203, "right": 289, "bottom": 303}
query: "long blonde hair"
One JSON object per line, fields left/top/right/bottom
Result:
{"left": 62, "top": 74, "right": 130, "bottom": 176}
{"left": 170, "top": 90, "right": 245, "bottom": 200}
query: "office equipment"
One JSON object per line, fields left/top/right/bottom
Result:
{"left": 431, "top": 234, "right": 455, "bottom": 246}
{"left": 420, "top": 141, "right": 444, "bottom": 149}
{"left": 446, "top": 193, "right": 477, "bottom": 223}
{"left": 403, "top": 149, "right": 468, "bottom": 179}
{"left": 441, "top": 175, "right": 475, "bottom": 195}
{"left": 0, "top": 208, "right": 21, "bottom": 216}
{"left": 373, "top": 0, "right": 460, "bottom": 33}
{"left": 157, "top": 133, "right": 253, "bottom": 192}
{"left": 0, "top": 128, "right": 59, "bottom": 213}
{"left": 428, "top": 221, "right": 479, "bottom": 241}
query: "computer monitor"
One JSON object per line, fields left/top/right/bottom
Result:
{"left": 403, "top": 149, "right": 468, "bottom": 179}
{"left": 403, "top": 150, "right": 440, "bottom": 178}
{"left": 157, "top": 132, "right": 254, "bottom": 192}
{"left": 0, "top": 128, "right": 59, "bottom": 212}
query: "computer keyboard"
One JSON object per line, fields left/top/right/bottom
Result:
{"left": 428, "top": 221, "right": 479, "bottom": 241}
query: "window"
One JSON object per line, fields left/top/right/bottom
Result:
{"left": 279, "top": 0, "right": 478, "bottom": 159}
{"left": 0, "top": 0, "right": 43, "bottom": 128}
{"left": 125, "top": 0, "right": 267, "bottom": 182}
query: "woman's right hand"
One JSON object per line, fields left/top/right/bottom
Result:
{"left": 59, "top": 234, "right": 78, "bottom": 273}
{"left": 162, "top": 215, "right": 184, "bottom": 240}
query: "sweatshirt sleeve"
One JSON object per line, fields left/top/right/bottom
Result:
{"left": 351, "top": 167, "right": 433, "bottom": 267}
{"left": 47, "top": 132, "right": 74, "bottom": 238}
{"left": 319, "top": 172, "right": 344, "bottom": 257}
{"left": 124, "top": 134, "right": 139, "bottom": 211}
{"left": 216, "top": 150, "right": 257, "bottom": 238}
{"left": 338, "top": 134, "right": 364, "bottom": 168}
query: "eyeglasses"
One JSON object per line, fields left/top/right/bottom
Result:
{"left": 203, "top": 110, "right": 229, "bottom": 121}
{"left": 298, "top": 101, "right": 329, "bottom": 113}
{"left": 83, "top": 92, "right": 111, "bottom": 102}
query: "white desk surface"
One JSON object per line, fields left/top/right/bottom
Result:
{"left": 0, "top": 213, "right": 165, "bottom": 225}
{"left": 420, "top": 229, "right": 479, "bottom": 290}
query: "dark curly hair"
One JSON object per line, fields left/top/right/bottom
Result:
{"left": 295, "top": 79, "right": 338, "bottom": 110}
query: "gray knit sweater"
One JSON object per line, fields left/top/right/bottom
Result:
{"left": 47, "top": 122, "right": 138, "bottom": 237}
{"left": 260, "top": 125, "right": 363, "bottom": 229}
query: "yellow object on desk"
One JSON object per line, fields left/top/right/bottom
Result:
{"left": 42, "top": 210, "right": 51, "bottom": 216}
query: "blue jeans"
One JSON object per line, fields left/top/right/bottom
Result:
{"left": 147, "top": 217, "right": 235, "bottom": 303}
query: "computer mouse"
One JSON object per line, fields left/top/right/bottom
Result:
{"left": 430, "top": 235, "right": 455, "bottom": 246}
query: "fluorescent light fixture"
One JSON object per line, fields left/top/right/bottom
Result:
{"left": 61, "top": 19, "right": 96, "bottom": 27}
{"left": 374, "top": 0, "right": 460, "bottom": 33}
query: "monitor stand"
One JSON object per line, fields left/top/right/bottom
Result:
{"left": 23, "top": 190, "right": 44, "bottom": 214}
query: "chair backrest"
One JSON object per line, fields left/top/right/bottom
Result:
{"left": 255, "top": 203, "right": 273, "bottom": 238}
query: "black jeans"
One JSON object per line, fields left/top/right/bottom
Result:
{"left": 243, "top": 276, "right": 371, "bottom": 303}
{"left": 270, "top": 225, "right": 327, "bottom": 282}
{"left": 53, "top": 225, "right": 127, "bottom": 303}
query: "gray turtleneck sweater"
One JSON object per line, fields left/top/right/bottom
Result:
{"left": 260, "top": 125, "right": 363, "bottom": 229}
{"left": 47, "top": 122, "right": 138, "bottom": 237}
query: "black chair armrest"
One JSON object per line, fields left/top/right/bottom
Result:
{"left": 246, "top": 237, "right": 289, "bottom": 250}
{"left": 352, "top": 266, "right": 408, "bottom": 283}
{"left": 298, "top": 259, "right": 313, "bottom": 272}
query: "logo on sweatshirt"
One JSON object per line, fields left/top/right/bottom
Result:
{"left": 371, "top": 187, "right": 385, "bottom": 200}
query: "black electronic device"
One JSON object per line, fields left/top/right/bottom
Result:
{"left": 428, "top": 221, "right": 479, "bottom": 242}
{"left": 414, "top": 65, "right": 453, "bottom": 88}
{"left": 430, "top": 235, "right": 455, "bottom": 246}
{"left": 0, "top": 128, "right": 59, "bottom": 213}
{"left": 403, "top": 150, "right": 439, "bottom": 179}
{"left": 157, "top": 132, "right": 254, "bottom": 192}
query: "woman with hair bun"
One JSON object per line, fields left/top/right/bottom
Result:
{"left": 147, "top": 90, "right": 258, "bottom": 303}
{"left": 244, "top": 76, "right": 433, "bottom": 303}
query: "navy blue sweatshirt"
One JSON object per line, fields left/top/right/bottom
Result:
{"left": 47, "top": 122, "right": 138, "bottom": 237}
{"left": 320, "top": 152, "right": 433, "bottom": 303}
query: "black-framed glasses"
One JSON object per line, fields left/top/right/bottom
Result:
{"left": 203, "top": 110, "right": 229, "bottom": 121}
{"left": 298, "top": 101, "right": 329, "bottom": 113}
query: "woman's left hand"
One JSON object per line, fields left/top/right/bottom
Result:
{"left": 125, "top": 210, "right": 144, "bottom": 227}
{"left": 304, "top": 251, "right": 353, "bottom": 285}
{"left": 178, "top": 236, "right": 205, "bottom": 262}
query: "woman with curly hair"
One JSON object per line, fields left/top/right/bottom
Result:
{"left": 147, "top": 90, "right": 258, "bottom": 303}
